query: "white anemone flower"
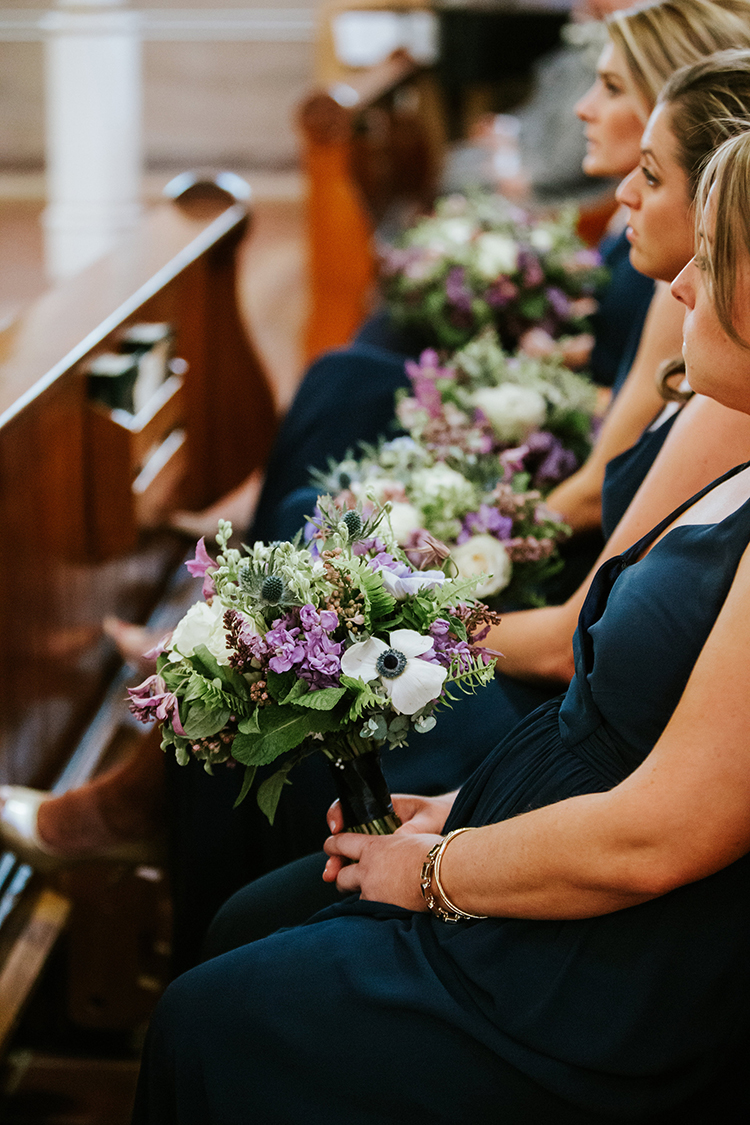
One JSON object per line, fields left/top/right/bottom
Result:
{"left": 340, "top": 629, "right": 447, "bottom": 715}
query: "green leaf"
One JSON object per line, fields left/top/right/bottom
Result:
{"left": 233, "top": 765, "right": 257, "bottom": 807}
{"left": 232, "top": 708, "right": 311, "bottom": 766}
{"left": 257, "top": 762, "right": 295, "bottom": 825}
{"left": 279, "top": 678, "right": 310, "bottom": 705}
{"left": 182, "top": 704, "right": 231, "bottom": 739}
{"left": 294, "top": 686, "right": 347, "bottom": 711}
{"left": 238, "top": 711, "right": 261, "bottom": 735}
{"left": 189, "top": 644, "right": 224, "bottom": 681}
{"left": 447, "top": 614, "right": 467, "bottom": 642}
{"left": 266, "top": 669, "right": 296, "bottom": 703}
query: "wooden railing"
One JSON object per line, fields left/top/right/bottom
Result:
{"left": 0, "top": 174, "right": 277, "bottom": 1052}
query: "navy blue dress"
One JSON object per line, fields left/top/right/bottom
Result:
{"left": 135, "top": 467, "right": 750, "bottom": 1124}
{"left": 167, "top": 388, "right": 677, "bottom": 973}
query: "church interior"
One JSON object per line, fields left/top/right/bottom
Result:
{"left": 0, "top": 1, "right": 666, "bottom": 1121}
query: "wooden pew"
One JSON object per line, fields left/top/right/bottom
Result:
{"left": 0, "top": 174, "right": 277, "bottom": 1053}
{"left": 298, "top": 48, "right": 445, "bottom": 361}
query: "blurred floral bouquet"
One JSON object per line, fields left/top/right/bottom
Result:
{"left": 128, "top": 512, "right": 497, "bottom": 833}
{"left": 313, "top": 437, "right": 571, "bottom": 608}
{"left": 396, "top": 329, "right": 598, "bottom": 488}
{"left": 379, "top": 192, "right": 607, "bottom": 352}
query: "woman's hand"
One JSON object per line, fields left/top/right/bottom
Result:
{"left": 323, "top": 828, "right": 442, "bottom": 911}
{"left": 322, "top": 791, "right": 456, "bottom": 908}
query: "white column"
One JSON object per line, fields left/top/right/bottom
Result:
{"left": 42, "top": 0, "right": 142, "bottom": 282}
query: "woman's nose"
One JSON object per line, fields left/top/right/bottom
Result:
{"left": 575, "top": 84, "right": 597, "bottom": 122}
{"left": 671, "top": 260, "right": 696, "bottom": 308}
{"left": 615, "top": 167, "right": 640, "bottom": 208}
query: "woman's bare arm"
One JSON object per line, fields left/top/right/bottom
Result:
{"left": 546, "top": 282, "right": 685, "bottom": 532}
{"left": 482, "top": 393, "right": 750, "bottom": 684}
{"left": 327, "top": 539, "right": 750, "bottom": 917}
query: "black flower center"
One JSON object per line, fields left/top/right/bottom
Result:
{"left": 376, "top": 648, "right": 407, "bottom": 679}
{"left": 261, "top": 574, "right": 284, "bottom": 603}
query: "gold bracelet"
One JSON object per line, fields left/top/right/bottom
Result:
{"left": 420, "top": 827, "right": 488, "bottom": 923}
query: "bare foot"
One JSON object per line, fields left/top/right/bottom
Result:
{"left": 103, "top": 616, "right": 171, "bottom": 673}
{"left": 168, "top": 468, "right": 264, "bottom": 541}
{"left": 36, "top": 735, "right": 166, "bottom": 858}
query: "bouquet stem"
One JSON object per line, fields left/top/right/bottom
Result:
{"left": 323, "top": 735, "right": 401, "bottom": 835}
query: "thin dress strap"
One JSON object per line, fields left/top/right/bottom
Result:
{"left": 618, "top": 459, "right": 750, "bottom": 566}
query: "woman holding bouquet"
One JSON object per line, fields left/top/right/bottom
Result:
{"left": 132, "top": 128, "right": 750, "bottom": 1123}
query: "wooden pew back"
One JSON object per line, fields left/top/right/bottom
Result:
{"left": 298, "top": 49, "right": 444, "bottom": 361}
{"left": 0, "top": 179, "right": 277, "bottom": 1053}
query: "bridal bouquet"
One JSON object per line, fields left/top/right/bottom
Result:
{"left": 128, "top": 511, "right": 497, "bottom": 833}
{"left": 395, "top": 329, "right": 598, "bottom": 491}
{"left": 312, "top": 437, "right": 570, "bottom": 607}
{"left": 379, "top": 192, "right": 606, "bottom": 351}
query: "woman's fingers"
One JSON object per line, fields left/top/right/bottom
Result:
{"left": 326, "top": 799, "right": 344, "bottom": 835}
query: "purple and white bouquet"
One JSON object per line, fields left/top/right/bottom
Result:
{"left": 313, "top": 436, "right": 571, "bottom": 609}
{"left": 396, "top": 328, "right": 598, "bottom": 492}
{"left": 128, "top": 511, "right": 498, "bottom": 833}
{"left": 379, "top": 192, "right": 607, "bottom": 352}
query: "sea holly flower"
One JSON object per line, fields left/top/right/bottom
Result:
{"left": 340, "top": 630, "right": 447, "bottom": 715}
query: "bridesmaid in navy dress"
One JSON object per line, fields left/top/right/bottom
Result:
{"left": 132, "top": 126, "right": 750, "bottom": 1125}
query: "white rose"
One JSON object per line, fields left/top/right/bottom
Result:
{"left": 169, "top": 599, "right": 233, "bottom": 666}
{"left": 451, "top": 535, "right": 513, "bottom": 598}
{"left": 529, "top": 227, "right": 554, "bottom": 253}
{"left": 471, "top": 384, "right": 547, "bottom": 444}
{"left": 387, "top": 501, "right": 423, "bottom": 544}
{"left": 414, "top": 217, "right": 474, "bottom": 252}
{"left": 473, "top": 232, "right": 519, "bottom": 279}
{"left": 412, "top": 462, "right": 473, "bottom": 501}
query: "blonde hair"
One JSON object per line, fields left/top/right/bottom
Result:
{"left": 695, "top": 128, "right": 750, "bottom": 348}
{"left": 607, "top": 0, "right": 750, "bottom": 110}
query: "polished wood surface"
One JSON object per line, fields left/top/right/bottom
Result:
{"left": 298, "top": 50, "right": 444, "bottom": 360}
{"left": 0, "top": 181, "right": 277, "bottom": 792}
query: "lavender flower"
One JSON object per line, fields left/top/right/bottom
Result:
{"left": 445, "top": 266, "right": 474, "bottom": 312}
{"left": 185, "top": 537, "right": 216, "bottom": 599}
{"left": 457, "top": 504, "right": 514, "bottom": 545}
{"left": 128, "top": 674, "right": 186, "bottom": 735}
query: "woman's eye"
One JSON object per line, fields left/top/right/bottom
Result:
{"left": 693, "top": 254, "right": 709, "bottom": 271}
{"left": 641, "top": 167, "right": 659, "bottom": 187}
{"left": 604, "top": 81, "right": 622, "bottom": 96}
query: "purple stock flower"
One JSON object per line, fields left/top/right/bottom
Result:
{"left": 445, "top": 266, "right": 474, "bottom": 312}
{"left": 185, "top": 537, "right": 216, "bottom": 599}
{"left": 546, "top": 286, "right": 572, "bottom": 321}
{"left": 518, "top": 248, "right": 544, "bottom": 288}
{"left": 457, "top": 504, "right": 514, "bottom": 545}
{"left": 427, "top": 618, "right": 474, "bottom": 672}
{"left": 485, "top": 276, "right": 518, "bottom": 308}
{"left": 128, "top": 674, "right": 186, "bottom": 735}
{"left": 265, "top": 618, "right": 305, "bottom": 673}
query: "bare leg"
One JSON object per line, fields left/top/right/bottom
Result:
{"left": 167, "top": 468, "right": 264, "bottom": 541}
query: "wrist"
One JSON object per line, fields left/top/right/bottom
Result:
{"left": 420, "top": 828, "right": 488, "bottom": 924}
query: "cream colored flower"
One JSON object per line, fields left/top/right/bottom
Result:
{"left": 169, "top": 599, "right": 233, "bottom": 666}
{"left": 471, "top": 384, "right": 547, "bottom": 444}
{"left": 451, "top": 535, "right": 513, "bottom": 598}
{"left": 474, "top": 232, "right": 519, "bottom": 279}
